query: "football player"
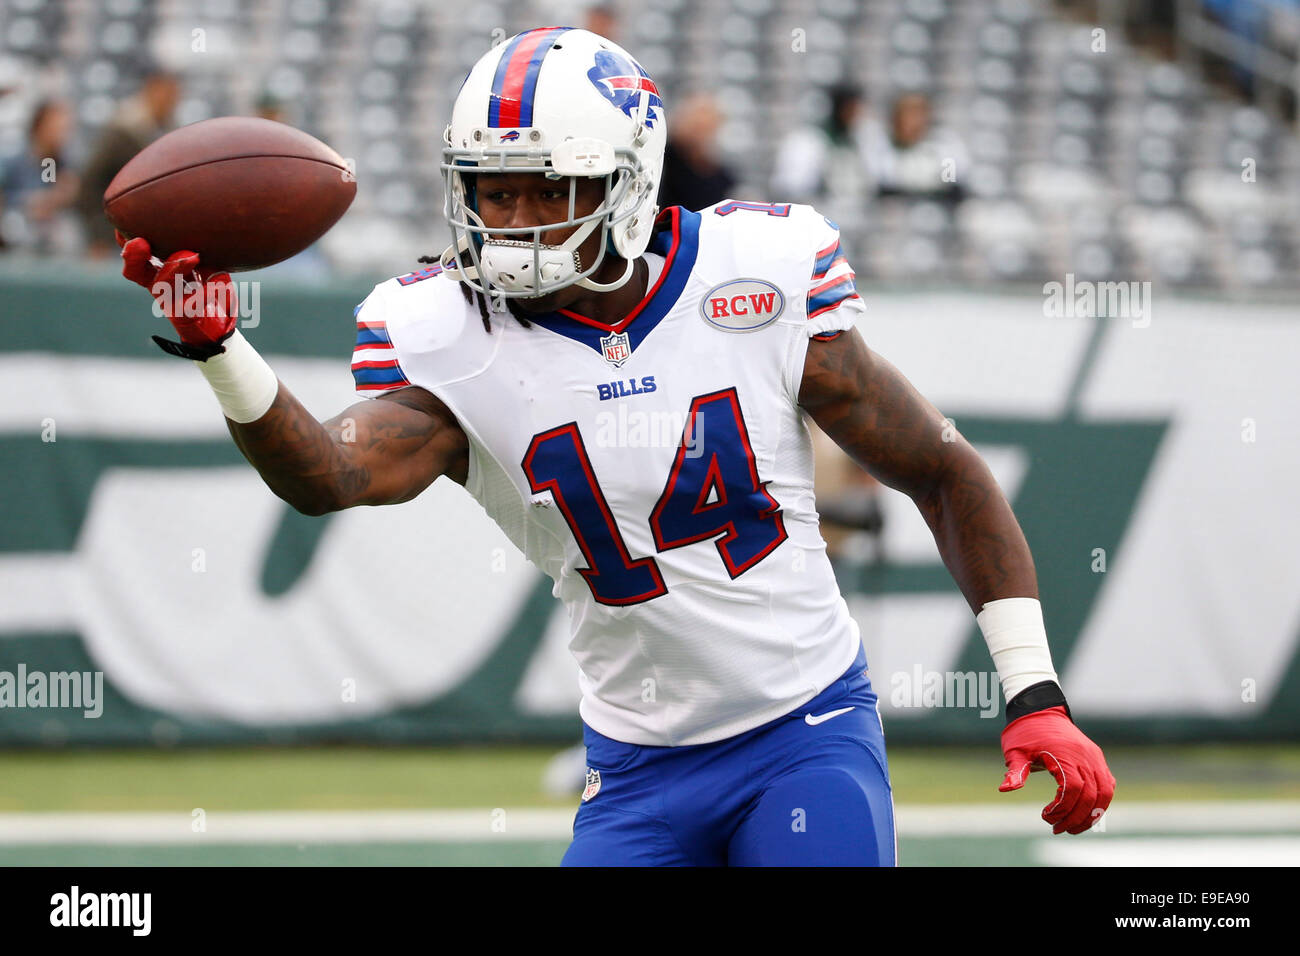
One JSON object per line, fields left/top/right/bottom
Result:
{"left": 119, "top": 27, "right": 1115, "bottom": 865}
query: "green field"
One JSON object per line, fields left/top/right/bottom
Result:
{"left": 3, "top": 743, "right": 1299, "bottom": 811}
{"left": 2, "top": 744, "right": 1298, "bottom": 865}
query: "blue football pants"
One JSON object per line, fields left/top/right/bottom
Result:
{"left": 562, "top": 649, "right": 896, "bottom": 866}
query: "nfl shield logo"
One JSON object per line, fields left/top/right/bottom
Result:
{"left": 582, "top": 767, "right": 602, "bottom": 802}
{"left": 600, "top": 330, "right": 631, "bottom": 367}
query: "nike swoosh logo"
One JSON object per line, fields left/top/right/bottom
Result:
{"left": 804, "top": 706, "right": 854, "bottom": 726}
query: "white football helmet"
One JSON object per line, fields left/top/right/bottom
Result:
{"left": 440, "top": 27, "right": 667, "bottom": 299}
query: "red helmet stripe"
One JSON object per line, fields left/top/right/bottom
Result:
{"left": 489, "top": 27, "right": 569, "bottom": 128}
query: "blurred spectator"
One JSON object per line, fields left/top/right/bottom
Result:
{"left": 255, "top": 92, "right": 288, "bottom": 124}
{"left": 771, "top": 84, "right": 879, "bottom": 224}
{"left": 584, "top": 4, "right": 619, "bottom": 41}
{"left": 75, "top": 68, "right": 181, "bottom": 257}
{"left": 1202, "top": 0, "right": 1270, "bottom": 97}
{"left": 771, "top": 84, "right": 869, "bottom": 202}
{"left": 864, "top": 93, "right": 969, "bottom": 201}
{"left": 657, "top": 92, "right": 737, "bottom": 212}
{"left": 0, "top": 99, "right": 81, "bottom": 254}
{"left": 0, "top": 55, "right": 24, "bottom": 99}
{"left": 811, "top": 426, "right": 887, "bottom": 566}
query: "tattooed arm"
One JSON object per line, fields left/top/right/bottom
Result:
{"left": 226, "top": 384, "right": 469, "bottom": 516}
{"left": 798, "top": 328, "right": 1036, "bottom": 613}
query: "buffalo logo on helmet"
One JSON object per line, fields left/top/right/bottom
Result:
{"left": 587, "top": 50, "right": 662, "bottom": 128}
{"left": 498, "top": 129, "right": 520, "bottom": 142}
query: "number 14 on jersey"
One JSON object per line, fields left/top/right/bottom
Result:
{"left": 522, "top": 387, "right": 789, "bottom": 605}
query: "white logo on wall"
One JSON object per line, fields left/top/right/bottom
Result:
{"left": 6, "top": 300, "right": 1300, "bottom": 728}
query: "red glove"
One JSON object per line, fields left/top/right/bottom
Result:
{"left": 118, "top": 231, "right": 238, "bottom": 358}
{"left": 999, "top": 705, "right": 1116, "bottom": 834}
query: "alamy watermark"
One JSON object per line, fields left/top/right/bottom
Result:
{"left": 1043, "top": 273, "right": 1151, "bottom": 328}
{"left": 151, "top": 275, "right": 262, "bottom": 328}
{"left": 594, "top": 405, "right": 704, "bottom": 457}
{"left": 50, "top": 886, "right": 150, "bottom": 935}
{"left": 0, "top": 664, "right": 103, "bottom": 718}
{"left": 889, "top": 666, "right": 1000, "bottom": 718}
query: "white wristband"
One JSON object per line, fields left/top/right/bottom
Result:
{"left": 195, "top": 330, "right": 279, "bottom": 424}
{"left": 976, "top": 597, "right": 1060, "bottom": 703}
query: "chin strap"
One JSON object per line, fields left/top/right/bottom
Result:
{"left": 439, "top": 235, "right": 476, "bottom": 281}
{"left": 574, "top": 254, "right": 636, "bottom": 292}
{"left": 440, "top": 210, "right": 636, "bottom": 296}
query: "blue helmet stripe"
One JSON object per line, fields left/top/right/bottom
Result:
{"left": 487, "top": 27, "right": 572, "bottom": 128}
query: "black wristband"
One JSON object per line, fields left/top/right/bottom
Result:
{"left": 151, "top": 333, "right": 229, "bottom": 362}
{"left": 1005, "top": 680, "right": 1072, "bottom": 724}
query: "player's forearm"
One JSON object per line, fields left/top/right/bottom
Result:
{"left": 225, "top": 386, "right": 362, "bottom": 516}
{"left": 915, "top": 448, "right": 1039, "bottom": 615}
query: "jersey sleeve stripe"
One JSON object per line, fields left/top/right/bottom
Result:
{"left": 812, "top": 241, "right": 844, "bottom": 278}
{"left": 807, "top": 271, "right": 860, "bottom": 319}
{"left": 811, "top": 253, "right": 848, "bottom": 281}
{"left": 355, "top": 326, "right": 392, "bottom": 347}
{"left": 354, "top": 374, "right": 411, "bottom": 390}
{"left": 808, "top": 271, "right": 856, "bottom": 300}
{"left": 814, "top": 238, "right": 840, "bottom": 263}
{"left": 352, "top": 357, "right": 411, "bottom": 389}
{"left": 807, "top": 292, "right": 861, "bottom": 321}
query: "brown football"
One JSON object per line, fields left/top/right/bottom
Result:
{"left": 104, "top": 116, "right": 356, "bottom": 273}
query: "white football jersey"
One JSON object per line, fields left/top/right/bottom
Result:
{"left": 352, "top": 201, "right": 867, "bottom": 746}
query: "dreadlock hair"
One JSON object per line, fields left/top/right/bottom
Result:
{"left": 417, "top": 253, "right": 533, "bottom": 334}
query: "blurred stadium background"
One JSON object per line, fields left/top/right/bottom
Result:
{"left": 2, "top": 0, "right": 1299, "bottom": 865}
